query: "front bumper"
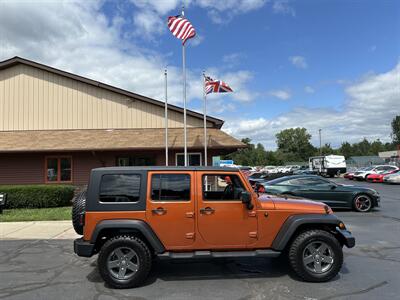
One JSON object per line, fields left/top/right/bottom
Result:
{"left": 373, "top": 194, "right": 380, "bottom": 207}
{"left": 336, "top": 228, "right": 356, "bottom": 248}
{"left": 74, "top": 238, "right": 95, "bottom": 257}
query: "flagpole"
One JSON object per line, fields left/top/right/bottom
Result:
{"left": 182, "top": 6, "right": 188, "bottom": 166}
{"left": 164, "top": 68, "right": 168, "bottom": 166}
{"left": 203, "top": 71, "right": 207, "bottom": 166}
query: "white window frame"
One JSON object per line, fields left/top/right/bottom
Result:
{"left": 175, "top": 152, "right": 203, "bottom": 166}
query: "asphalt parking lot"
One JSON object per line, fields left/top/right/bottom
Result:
{"left": 0, "top": 178, "right": 399, "bottom": 300}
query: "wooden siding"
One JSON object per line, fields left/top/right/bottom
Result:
{"left": 0, "top": 64, "right": 213, "bottom": 131}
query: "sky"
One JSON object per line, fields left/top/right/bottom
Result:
{"left": 0, "top": 0, "right": 399, "bottom": 149}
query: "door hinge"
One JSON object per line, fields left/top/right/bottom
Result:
{"left": 186, "top": 232, "right": 195, "bottom": 239}
{"left": 249, "top": 231, "right": 258, "bottom": 238}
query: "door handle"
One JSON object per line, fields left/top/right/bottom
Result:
{"left": 200, "top": 207, "right": 215, "bottom": 215}
{"left": 151, "top": 207, "right": 167, "bottom": 215}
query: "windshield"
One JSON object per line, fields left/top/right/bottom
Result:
{"left": 264, "top": 176, "right": 292, "bottom": 185}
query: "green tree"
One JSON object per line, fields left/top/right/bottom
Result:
{"left": 275, "top": 128, "right": 316, "bottom": 161}
{"left": 320, "top": 143, "right": 337, "bottom": 156}
{"left": 339, "top": 142, "right": 353, "bottom": 158}
{"left": 391, "top": 115, "right": 400, "bottom": 144}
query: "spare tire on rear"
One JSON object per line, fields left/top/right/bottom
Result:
{"left": 72, "top": 190, "right": 87, "bottom": 235}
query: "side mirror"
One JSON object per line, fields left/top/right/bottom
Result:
{"left": 240, "top": 191, "right": 254, "bottom": 210}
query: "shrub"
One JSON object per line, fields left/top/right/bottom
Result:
{"left": 0, "top": 185, "right": 75, "bottom": 209}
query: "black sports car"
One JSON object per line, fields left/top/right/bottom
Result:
{"left": 261, "top": 175, "right": 380, "bottom": 212}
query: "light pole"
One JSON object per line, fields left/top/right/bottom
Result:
{"left": 319, "top": 129, "right": 322, "bottom": 156}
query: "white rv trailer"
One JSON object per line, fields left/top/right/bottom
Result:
{"left": 309, "top": 155, "right": 347, "bottom": 177}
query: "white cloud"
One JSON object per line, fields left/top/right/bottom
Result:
{"left": 130, "top": 0, "right": 268, "bottom": 36}
{"left": 273, "top": 0, "right": 295, "bottom": 16}
{"left": 0, "top": 1, "right": 255, "bottom": 110}
{"left": 222, "top": 53, "right": 245, "bottom": 68}
{"left": 224, "top": 63, "right": 400, "bottom": 149}
{"left": 304, "top": 86, "right": 315, "bottom": 94}
{"left": 130, "top": 0, "right": 182, "bottom": 15}
{"left": 197, "top": 0, "right": 267, "bottom": 24}
{"left": 133, "top": 8, "right": 164, "bottom": 38}
{"left": 269, "top": 89, "right": 291, "bottom": 100}
{"left": 289, "top": 55, "right": 308, "bottom": 69}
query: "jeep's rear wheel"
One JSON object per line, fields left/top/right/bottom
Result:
{"left": 288, "top": 230, "right": 343, "bottom": 282}
{"left": 98, "top": 235, "right": 152, "bottom": 289}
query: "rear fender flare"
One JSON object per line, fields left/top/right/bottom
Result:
{"left": 91, "top": 219, "right": 165, "bottom": 253}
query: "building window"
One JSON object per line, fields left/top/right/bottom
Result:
{"left": 45, "top": 157, "right": 72, "bottom": 183}
{"left": 116, "top": 156, "right": 155, "bottom": 166}
{"left": 176, "top": 153, "right": 202, "bottom": 166}
{"left": 151, "top": 174, "right": 191, "bottom": 201}
{"left": 99, "top": 174, "right": 141, "bottom": 203}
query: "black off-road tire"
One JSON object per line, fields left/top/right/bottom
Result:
{"left": 72, "top": 190, "right": 86, "bottom": 235}
{"left": 288, "top": 230, "right": 343, "bottom": 282}
{"left": 98, "top": 235, "right": 152, "bottom": 289}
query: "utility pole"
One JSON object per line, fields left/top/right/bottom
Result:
{"left": 319, "top": 129, "right": 322, "bottom": 156}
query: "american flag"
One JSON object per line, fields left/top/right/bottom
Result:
{"left": 205, "top": 76, "right": 233, "bottom": 94}
{"left": 167, "top": 15, "right": 196, "bottom": 44}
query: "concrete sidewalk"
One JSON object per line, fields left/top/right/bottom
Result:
{"left": 0, "top": 221, "right": 80, "bottom": 240}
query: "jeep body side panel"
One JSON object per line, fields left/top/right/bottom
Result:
{"left": 271, "top": 214, "right": 341, "bottom": 250}
{"left": 90, "top": 219, "right": 165, "bottom": 253}
{"left": 86, "top": 169, "right": 148, "bottom": 212}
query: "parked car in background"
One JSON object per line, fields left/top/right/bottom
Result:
{"left": 383, "top": 170, "right": 400, "bottom": 184}
{"left": 353, "top": 165, "right": 399, "bottom": 181}
{"left": 248, "top": 172, "right": 267, "bottom": 179}
{"left": 262, "top": 166, "right": 279, "bottom": 173}
{"left": 293, "top": 169, "right": 318, "bottom": 175}
{"left": 280, "top": 166, "right": 293, "bottom": 173}
{"left": 260, "top": 175, "right": 380, "bottom": 212}
{"left": 366, "top": 169, "right": 399, "bottom": 183}
{"left": 343, "top": 171, "right": 355, "bottom": 180}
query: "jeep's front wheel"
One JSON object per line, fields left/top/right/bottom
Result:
{"left": 288, "top": 230, "right": 343, "bottom": 282}
{"left": 98, "top": 235, "right": 152, "bottom": 288}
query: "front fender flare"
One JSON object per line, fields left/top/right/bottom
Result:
{"left": 271, "top": 214, "right": 341, "bottom": 251}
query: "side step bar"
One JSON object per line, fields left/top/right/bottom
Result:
{"left": 157, "top": 249, "right": 281, "bottom": 259}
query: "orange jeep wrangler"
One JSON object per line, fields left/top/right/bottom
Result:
{"left": 73, "top": 166, "right": 355, "bottom": 288}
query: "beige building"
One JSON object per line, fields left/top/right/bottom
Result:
{"left": 0, "top": 57, "right": 244, "bottom": 185}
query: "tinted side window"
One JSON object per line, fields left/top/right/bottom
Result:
{"left": 151, "top": 174, "right": 191, "bottom": 201}
{"left": 99, "top": 174, "right": 141, "bottom": 203}
{"left": 298, "top": 178, "right": 330, "bottom": 186}
{"left": 285, "top": 179, "right": 303, "bottom": 185}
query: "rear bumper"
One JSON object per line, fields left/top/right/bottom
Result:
{"left": 74, "top": 238, "right": 95, "bottom": 257}
{"left": 336, "top": 228, "right": 355, "bottom": 248}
